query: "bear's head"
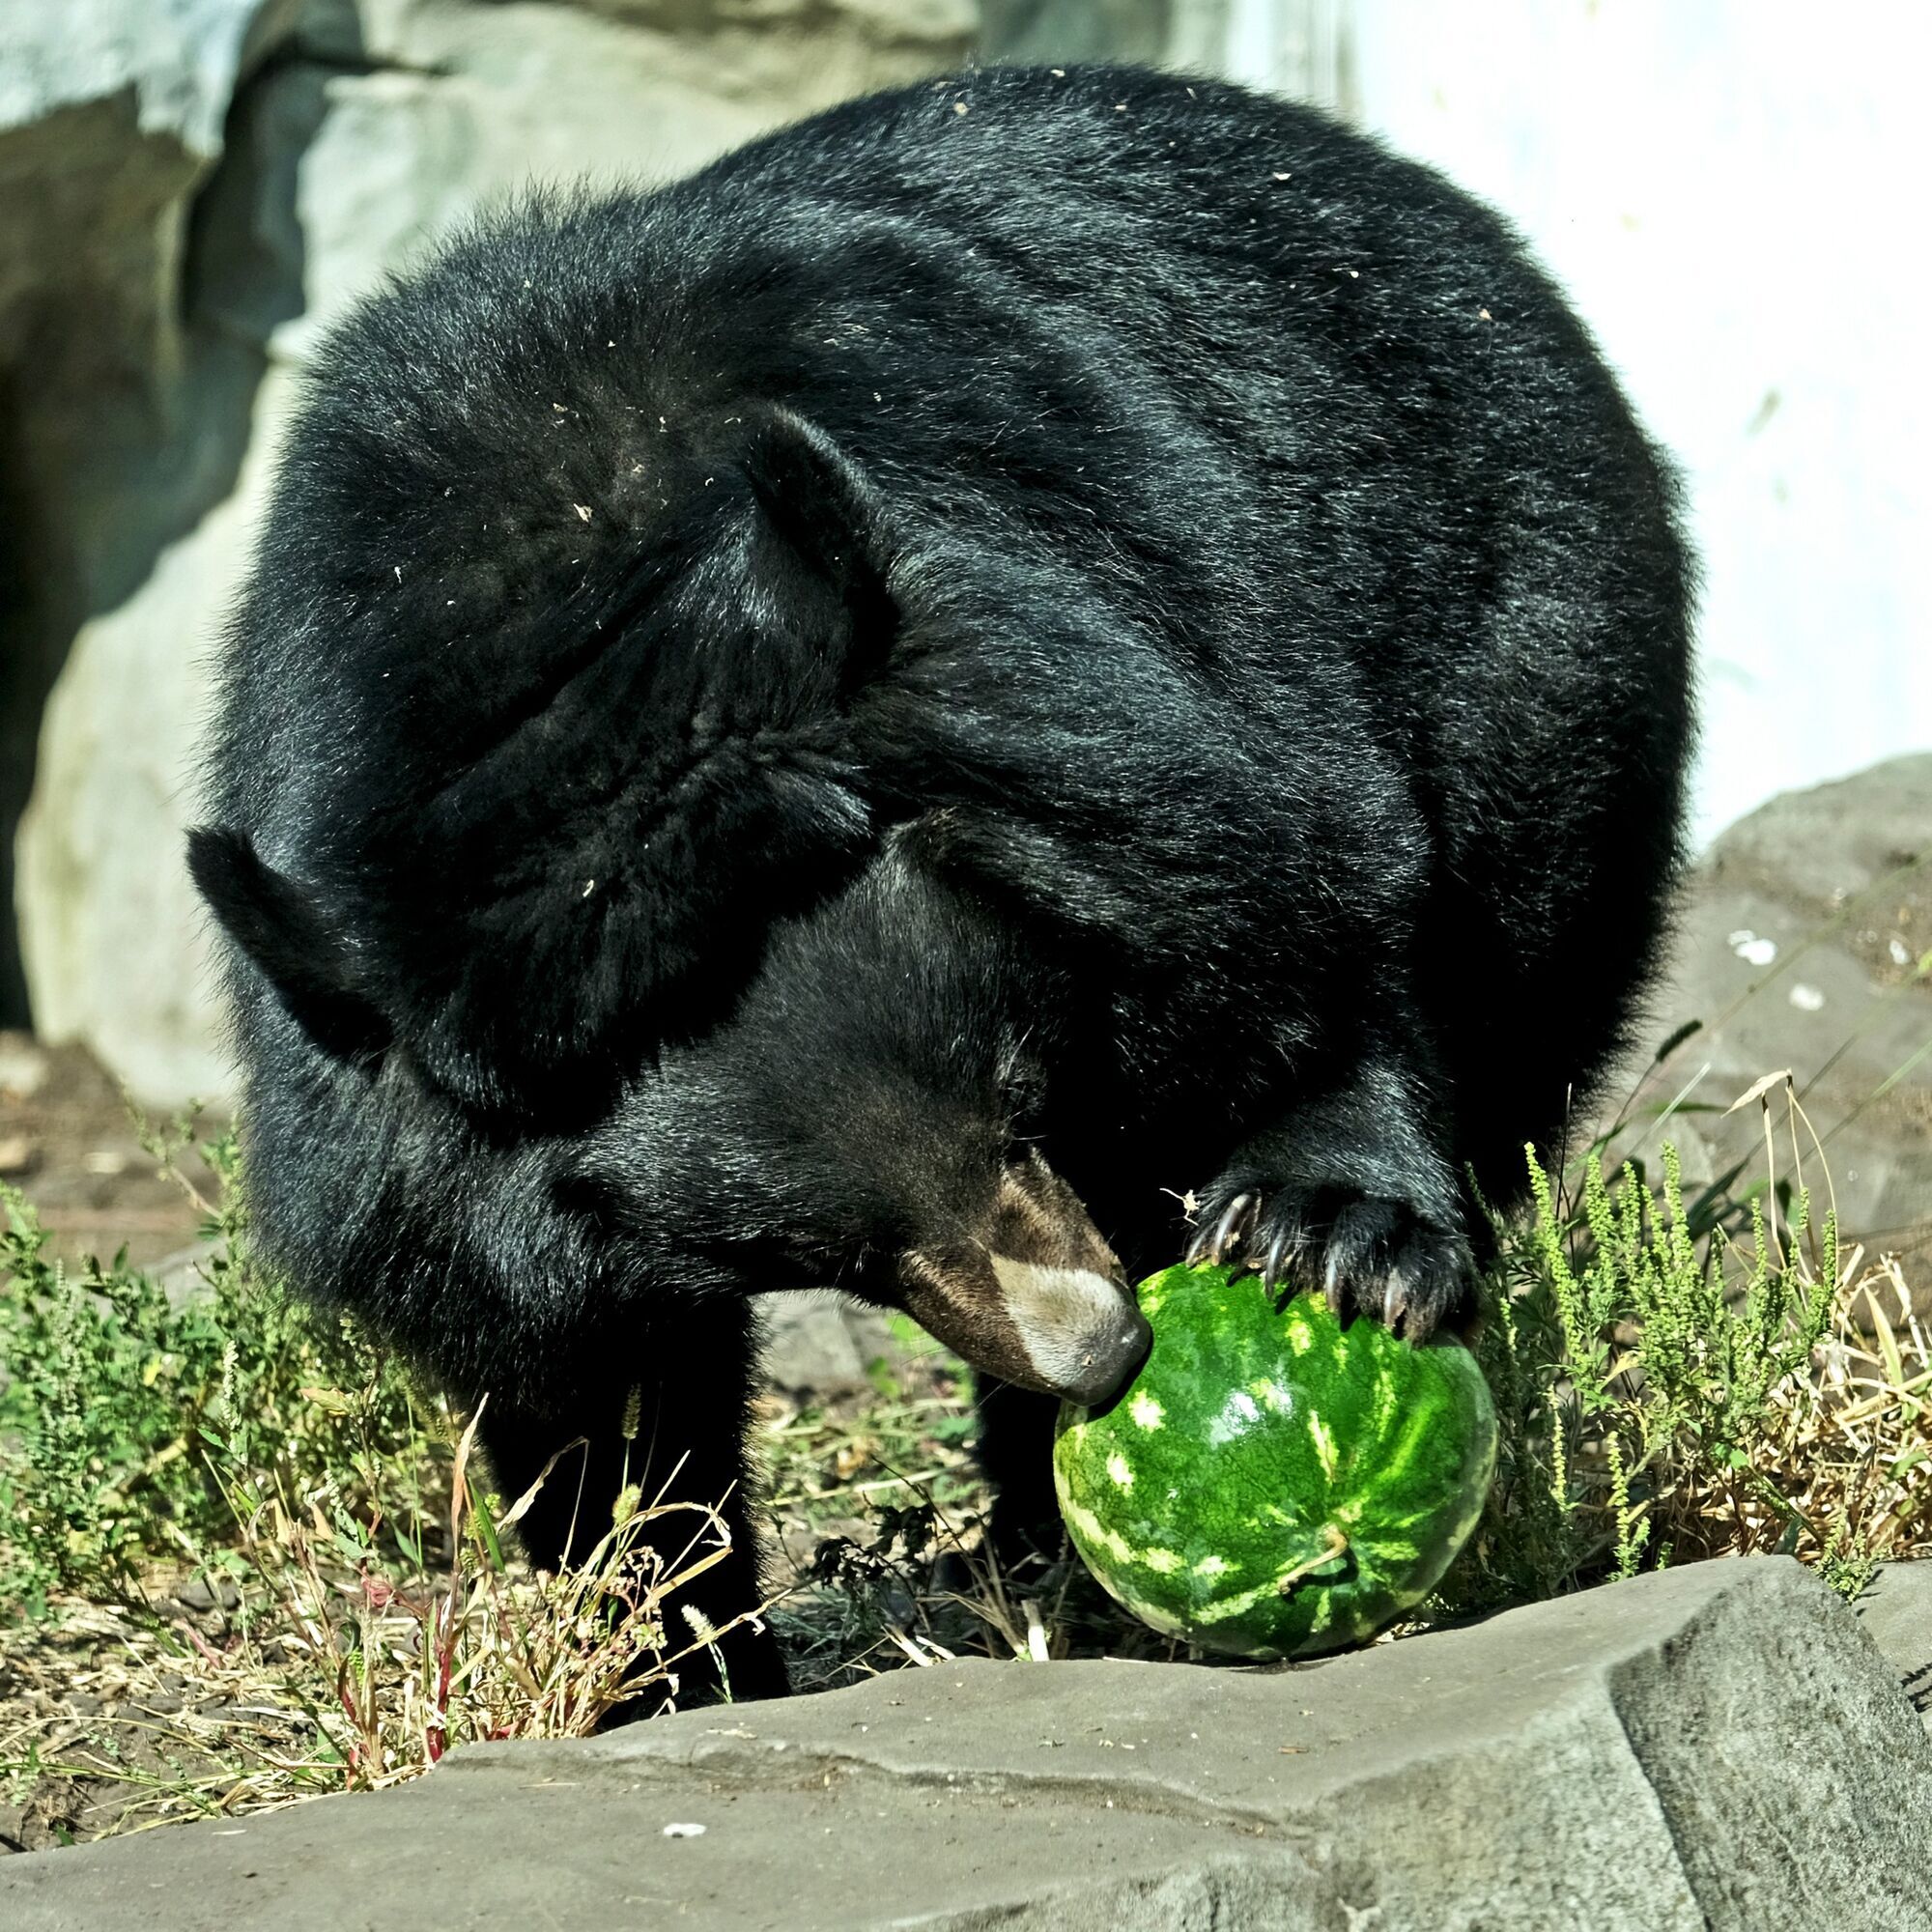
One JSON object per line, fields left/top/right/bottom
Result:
{"left": 576, "top": 843, "right": 1152, "bottom": 1406}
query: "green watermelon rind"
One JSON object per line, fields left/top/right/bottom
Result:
{"left": 1052, "top": 1263, "right": 1497, "bottom": 1660}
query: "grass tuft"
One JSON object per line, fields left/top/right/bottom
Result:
{"left": 1450, "top": 1075, "right": 1927, "bottom": 1612}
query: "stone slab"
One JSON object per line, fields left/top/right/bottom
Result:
{"left": 4, "top": 1556, "right": 1928, "bottom": 1930}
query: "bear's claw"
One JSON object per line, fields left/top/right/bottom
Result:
{"left": 1187, "top": 1181, "right": 1470, "bottom": 1341}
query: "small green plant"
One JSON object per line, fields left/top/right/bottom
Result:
{"left": 1451, "top": 1078, "right": 1926, "bottom": 1613}
{"left": 0, "top": 1117, "right": 437, "bottom": 1615}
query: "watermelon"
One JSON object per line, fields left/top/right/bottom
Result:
{"left": 1052, "top": 1262, "right": 1496, "bottom": 1659}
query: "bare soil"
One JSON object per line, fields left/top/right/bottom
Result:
{"left": 0, "top": 1033, "right": 222, "bottom": 1272}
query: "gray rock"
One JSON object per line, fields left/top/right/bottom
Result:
{"left": 0, "top": 0, "right": 283, "bottom": 376}
{"left": 5, "top": 1557, "right": 1926, "bottom": 1930}
{"left": 1605, "top": 753, "right": 1932, "bottom": 1273}
{"left": 148, "top": 1241, "right": 217, "bottom": 1312}
{"left": 980, "top": 0, "right": 1171, "bottom": 66}
{"left": 563, "top": 0, "right": 978, "bottom": 41}
{"left": 0, "top": 1, "right": 283, "bottom": 160}
{"left": 0, "top": 0, "right": 292, "bottom": 1047}
{"left": 1856, "top": 1561, "right": 1932, "bottom": 1732}
{"left": 759, "top": 1290, "right": 904, "bottom": 1398}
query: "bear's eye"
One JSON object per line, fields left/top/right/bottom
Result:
{"left": 551, "top": 1172, "right": 621, "bottom": 1237}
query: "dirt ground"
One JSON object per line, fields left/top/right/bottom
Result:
{"left": 0, "top": 1033, "right": 221, "bottom": 1272}
{"left": 0, "top": 1585, "right": 297, "bottom": 1853}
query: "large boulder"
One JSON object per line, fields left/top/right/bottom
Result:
{"left": 0, "top": 0, "right": 292, "bottom": 1045}
{"left": 0, "top": 2, "right": 285, "bottom": 354}
{"left": 1608, "top": 753, "right": 1931, "bottom": 1273}
{"left": 2, "top": 1557, "right": 1927, "bottom": 1929}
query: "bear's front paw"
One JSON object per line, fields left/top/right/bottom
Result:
{"left": 1184, "top": 1182, "right": 1472, "bottom": 1341}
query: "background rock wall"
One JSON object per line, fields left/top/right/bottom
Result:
{"left": 1, "top": 0, "right": 285, "bottom": 1078}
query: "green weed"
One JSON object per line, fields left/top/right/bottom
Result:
{"left": 1449, "top": 1078, "right": 1926, "bottom": 1613}
{"left": 0, "top": 1117, "right": 437, "bottom": 1615}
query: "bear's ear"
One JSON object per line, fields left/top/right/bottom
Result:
{"left": 739, "top": 409, "right": 895, "bottom": 647}
{"left": 186, "top": 828, "right": 391, "bottom": 1068}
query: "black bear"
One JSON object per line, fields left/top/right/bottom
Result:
{"left": 190, "top": 65, "right": 1693, "bottom": 1704}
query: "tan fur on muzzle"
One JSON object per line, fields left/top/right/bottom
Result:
{"left": 897, "top": 1151, "right": 1151, "bottom": 1404}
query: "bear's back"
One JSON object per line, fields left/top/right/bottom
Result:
{"left": 213, "top": 67, "right": 1691, "bottom": 1145}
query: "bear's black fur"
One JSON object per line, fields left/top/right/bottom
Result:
{"left": 191, "top": 65, "right": 1693, "bottom": 1704}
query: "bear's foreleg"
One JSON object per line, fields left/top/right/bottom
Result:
{"left": 968, "top": 1373, "right": 1066, "bottom": 1580}
{"left": 1186, "top": 1044, "right": 1474, "bottom": 1341}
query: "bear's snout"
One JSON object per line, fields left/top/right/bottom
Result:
{"left": 895, "top": 1150, "right": 1149, "bottom": 1403}
{"left": 897, "top": 1246, "right": 1151, "bottom": 1405}
{"left": 988, "top": 1256, "right": 1152, "bottom": 1405}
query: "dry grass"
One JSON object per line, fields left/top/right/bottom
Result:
{"left": 1628, "top": 1083, "right": 1930, "bottom": 1587}
{"left": 1762, "top": 1252, "right": 1928, "bottom": 1583}
{"left": 0, "top": 1410, "right": 766, "bottom": 1841}
{"left": 197, "top": 1404, "right": 770, "bottom": 1788}
{"left": 1456, "top": 1073, "right": 1930, "bottom": 1611}
{"left": 1570, "top": 1241, "right": 1931, "bottom": 1588}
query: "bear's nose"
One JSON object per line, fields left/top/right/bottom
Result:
{"left": 988, "top": 1258, "right": 1152, "bottom": 1405}
{"left": 1058, "top": 1296, "right": 1154, "bottom": 1408}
